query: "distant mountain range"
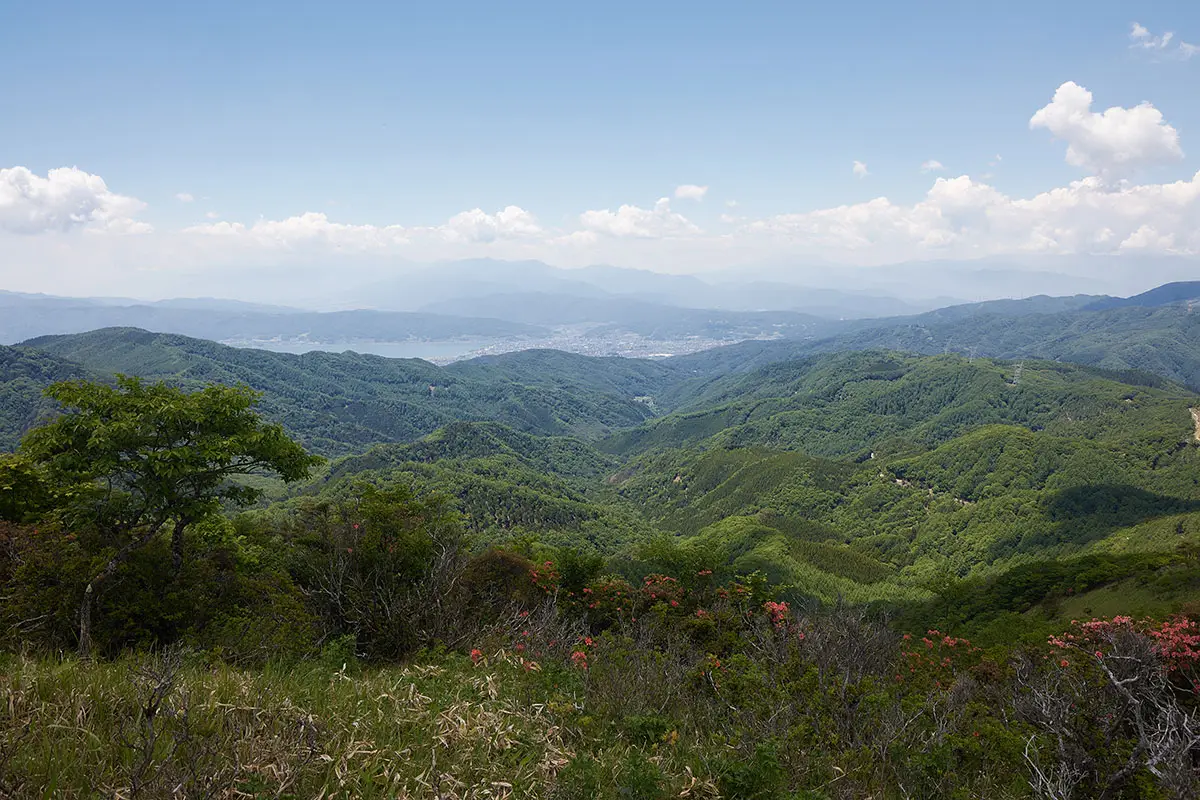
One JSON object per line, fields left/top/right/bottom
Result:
{"left": 341, "top": 258, "right": 956, "bottom": 319}
{"left": 2, "top": 268, "right": 1198, "bottom": 374}
{"left": 0, "top": 291, "right": 543, "bottom": 346}
{"left": 1083, "top": 281, "right": 1200, "bottom": 311}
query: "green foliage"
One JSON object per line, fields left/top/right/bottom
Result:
{"left": 553, "top": 754, "right": 606, "bottom": 800}
{"left": 11, "top": 376, "right": 319, "bottom": 655}
{"left": 284, "top": 484, "right": 466, "bottom": 660}
{"left": 716, "top": 743, "right": 788, "bottom": 800}
{"left": 614, "top": 751, "right": 668, "bottom": 800}
{"left": 0, "top": 455, "right": 55, "bottom": 522}
{"left": 0, "top": 343, "right": 85, "bottom": 451}
{"left": 24, "top": 376, "right": 321, "bottom": 528}
{"left": 606, "top": 351, "right": 1196, "bottom": 458}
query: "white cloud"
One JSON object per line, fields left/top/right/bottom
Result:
{"left": 183, "top": 205, "right": 542, "bottom": 248}
{"left": 0, "top": 166, "right": 150, "bottom": 234}
{"left": 579, "top": 197, "right": 700, "bottom": 238}
{"left": 1130, "top": 21, "right": 1197, "bottom": 59}
{"left": 205, "top": 211, "right": 220, "bottom": 219}
{"left": 674, "top": 184, "right": 709, "bottom": 201}
{"left": 920, "top": 160, "right": 945, "bottom": 173}
{"left": 852, "top": 160, "right": 869, "bottom": 178}
{"left": 175, "top": 192, "right": 194, "bottom": 203}
{"left": 1030, "top": 81, "right": 1183, "bottom": 179}
{"left": 438, "top": 206, "right": 542, "bottom": 242}
{"left": 744, "top": 170, "right": 1200, "bottom": 258}
{"left": 1119, "top": 224, "right": 1176, "bottom": 252}
{"left": 725, "top": 199, "right": 738, "bottom": 208}
{"left": 185, "top": 212, "right": 409, "bottom": 250}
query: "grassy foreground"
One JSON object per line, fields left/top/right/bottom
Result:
{"left": 1, "top": 649, "right": 587, "bottom": 799}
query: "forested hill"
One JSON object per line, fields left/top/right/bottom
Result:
{"left": 663, "top": 299, "right": 1200, "bottom": 392}
{"left": 803, "top": 304, "right": 1200, "bottom": 388}
{"left": 0, "top": 344, "right": 87, "bottom": 450}
{"left": 602, "top": 350, "right": 1196, "bottom": 458}
{"left": 18, "top": 328, "right": 658, "bottom": 456}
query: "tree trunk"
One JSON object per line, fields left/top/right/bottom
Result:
{"left": 171, "top": 518, "right": 188, "bottom": 573}
{"left": 79, "top": 582, "right": 95, "bottom": 660}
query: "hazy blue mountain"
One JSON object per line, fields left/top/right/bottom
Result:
{"left": 1085, "top": 281, "right": 1200, "bottom": 311}
{"left": 346, "top": 259, "right": 613, "bottom": 311}
{"left": 342, "top": 258, "right": 958, "bottom": 317}
{"left": 419, "top": 292, "right": 836, "bottom": 337}
{"left": 0, "top": 294, "right": 544, "bottom": 346}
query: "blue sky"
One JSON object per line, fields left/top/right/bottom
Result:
{"left": 1, "top": 0, "right": 1198, "bottom": 296}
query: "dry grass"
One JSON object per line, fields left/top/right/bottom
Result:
{"left": 0, "top": 649, "right": 592, "bottom": 799}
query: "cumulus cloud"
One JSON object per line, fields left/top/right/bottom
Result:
{"left": 174, "top": 192, "right": 194, "bottom": 203}
{"left": 920, "top": 160, "right": 945, "bottom": 173}
{"left": 438, "top": 206, "right": 542, "bottom": 242}
{"left": 0, "top": 166, "right": 150, "bottom": 234}
{"left": 674, "top": 184, "right": 709, "bottom": 201}
{"left": 852, "top": 161, "right": 869, "bottom": 178}
{"left": 1030, "top": 81, "right": 1183, "bottom": 179}
{"left": 745, "top": 170, "right": 1200, "bottom": 258}
{"left": 1130, "top": 22, "right": 1197, "bottom": 60}
{"left": 579, "top": 197, "right": 700, "bottom": 238}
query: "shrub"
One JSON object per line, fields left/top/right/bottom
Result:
{"left": 615, "top": 751, "right": 667, "bottom": 800}
{"left": 552, "top": 754, "right": 606, "bottom": 800}
{"left": 716, "top": 742, "right": 788, "bottom": 800}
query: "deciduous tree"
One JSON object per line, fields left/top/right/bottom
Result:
{"left": 20, "top": 376, "right": 321, "bottom": 656}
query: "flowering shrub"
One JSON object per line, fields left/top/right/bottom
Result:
{"left": 528, "top": 560, "right": 560, "bottom": 595}
{"left": 898, "top": 629, "right": 981, "bottom": 687}
{"left": 640, "top": 574, "right": 686, "bottom": 609}
{"left": 1049, "top": 615, "right": 1200, "bottom": 689}
{"left": 762, "top": 600, "right": 789, "bottom": 629}
{"left": 567, "top": 576, "right": 636, "bottom": 626}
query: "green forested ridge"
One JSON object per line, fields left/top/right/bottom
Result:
{"left": 658, "top": 298, "right": 1200, "bottom": 393}
{"left": 604, "top": 351, "right": 1193, "bottom": 457}
{"left": 0, "top": 344, "right": 87, "bottom": 450}
{"left": 799, "top": 304, "right": 1200, "bottom": 389}
{"left": 20, "top": 328, "right": 658, "bottom": 455}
